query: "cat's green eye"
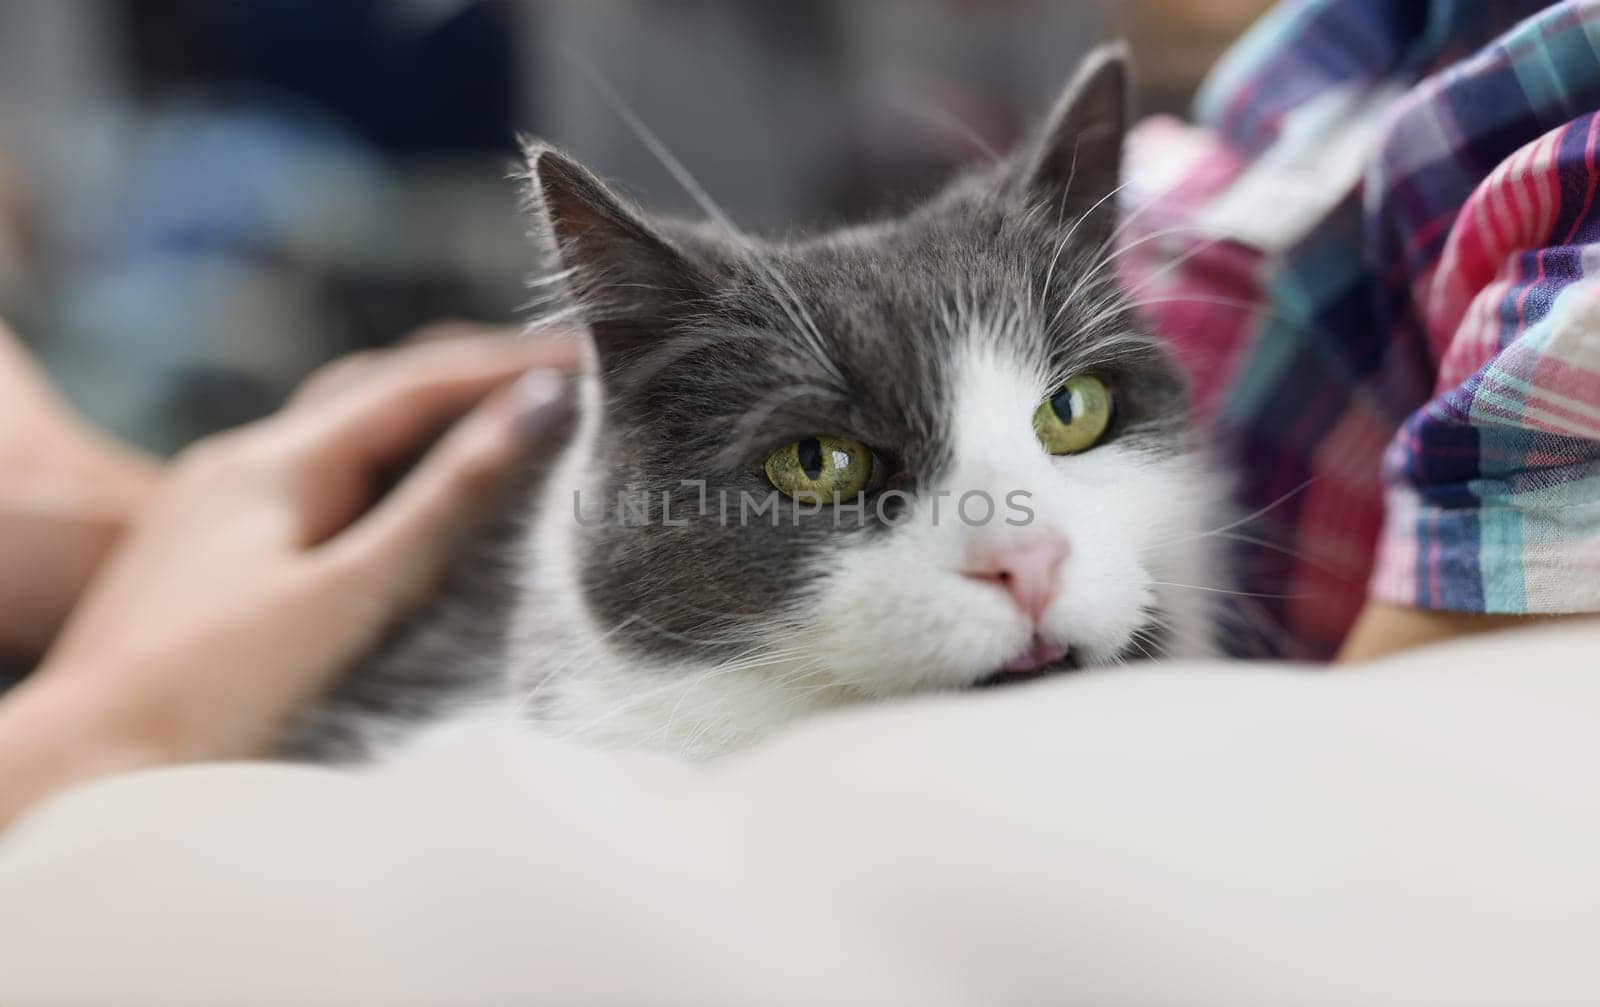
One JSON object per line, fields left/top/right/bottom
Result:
{"left": 764, "top": 435, "right": 874, "bottom": 502}
{"left": 1033, "top": 375, "right": 1113, "bottom": 455}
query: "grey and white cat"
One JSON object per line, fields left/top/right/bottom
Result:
{"left": 290, "top": 45, "right": 1225, "bottom": 761}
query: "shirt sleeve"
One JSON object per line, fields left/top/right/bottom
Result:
{"left": 1114, "top": 2, "right": 1600, "bottom": 657}
{"left": 1368, "top": 112, "right": 1600, "bottom": 614}
{"left": 1120, "top": 4, "right": 1600, "bottom": 649}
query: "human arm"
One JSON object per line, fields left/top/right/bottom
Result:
{"left": 1335, "top": 603, "right": 1592, "bottom": 662}
{"left": 0, "top": 317, "right": 160, "bottom": 657}
{"left": 0, "top": 335, "right": 578, "bottom": 829}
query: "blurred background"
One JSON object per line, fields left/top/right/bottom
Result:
{"left": 0, "top": 0, "right": 1271, "bottom": 454}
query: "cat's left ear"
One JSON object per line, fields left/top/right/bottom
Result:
{"left": 1008, "top": 43, "right": 1131, "bottom": 237}
{"left": 522, "top": 141, "right": 704, "bottom": 373}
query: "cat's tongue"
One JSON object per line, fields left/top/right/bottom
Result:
{"left": 1003, "top": 637, "right": 1071, "bottom": 673}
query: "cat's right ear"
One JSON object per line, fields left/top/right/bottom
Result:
{"left": 1006, "top": 44, "right": 1131, "bottom": 240}
{"left": 522, "top": 142, "right": 701, "bottom": 368}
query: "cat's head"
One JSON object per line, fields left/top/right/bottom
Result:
{"left": 524, "top": 45, "right": 1221, "bottom": 704}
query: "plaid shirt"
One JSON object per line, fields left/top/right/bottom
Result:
{"left": 1122, "top": 0, "right": 1600, "bottom": 658}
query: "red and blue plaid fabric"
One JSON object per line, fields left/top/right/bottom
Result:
{"left": 1121, "top": 0, "right": 1600, "bottom": 658}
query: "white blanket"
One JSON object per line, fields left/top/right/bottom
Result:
{"left": 2, "top": 624, "right": 1598, "bottom": 1005}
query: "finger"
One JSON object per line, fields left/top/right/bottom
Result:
{"left": 0, "top": 508, "right": 124, "bottom": 657}
{"left": 284, "top": 334, "right": 583, "bottom": 471}
{"left": 279, "top": 337, "right": 579, "bottom": 548}
{"left": 397, "top": 319, "right": 515, "bottom": 347}
{"left": 288, "top": 331, "right": 583, "bottom": 414}
{"left": 315, "top": 368, "right": 573, "bottom": 609}
{"left": 0, "top": 315, "right": 70, "bottom": 418}
{"left": 285, "top": 349, "right": 387, "bottom": 411}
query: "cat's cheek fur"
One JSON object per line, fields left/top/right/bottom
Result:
{"left": 801, "top": 347, "right": 1219, "bottom": 695}
{"left": 503, "top": 377, "right": 852, "bottom": 757}
{"left": 1043, "top": 442, "right": 1220, "bottom": 661}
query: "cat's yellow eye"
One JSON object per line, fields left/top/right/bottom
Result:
{"left": 1033, "top": 375, "right": 1113, "bottom": 455}
{"left": 764, "top": 435, "right": 874, "bottom": 502}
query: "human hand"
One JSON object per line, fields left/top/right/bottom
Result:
{"left": 0, "top": 318, "right": 160, "bottom": 657}
{"left": 0, "top": 333, "right": 578, "bottom": 826}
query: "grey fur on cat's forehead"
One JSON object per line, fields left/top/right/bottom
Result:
{"left": 521, "top": 44, "right": 1183, "bottom": 474}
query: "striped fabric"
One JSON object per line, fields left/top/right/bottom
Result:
{"left": 1121, "top": 0, "right": 1600, "bottom": 658}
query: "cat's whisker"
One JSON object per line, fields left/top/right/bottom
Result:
{"left": 1039, "top": 334, "right": 1167, "bottom": 394}
{"left": 516, "top": 301, "right": 591, "bottom": 330}
{"left": 894, "top": 92, "right": 1003, "bottom": 162}
{"left": 1117, "top": 292, "right": 1367, "bottom": 369}
{"left": 1112, "top": 215, "right": 1227, "bottom": 249}
{"left": 1217, "top": 593, "right": 1305, "bottom": 657}
{"left": 520, "top": 596, "right": 800, "bottom": 715}
{"left": 523, "top": 266, "right": 578, "bottom": 288}
{"left": 671, "top": 662, "right": 841, "bottom": 752}
{"left": 1142, "top": 476, "right": 1322, "bottom": 553}
{"left": 605, "top": 282, "right": 706, "bottom": 296}
{"left": 1049, "top": 133, "right": 1084, "bottom": 234}
{"left": 1125, "top": 635, "right": 1157, "bottom": 662}
{"left": 555, "top": 670, "right": 725, "bottom": 743}
{"left": 562, "top": 50, "right": 845, "bottom": 391}
{"left": 1062, "top": 227, "right": 1350, "bottom": 357}
{"left": 1053, "top": 225, "right": 1230, "bottom": 331}
{"left": 1077, "top": 229, "right": 1218, "bottom": 302}
{"left": 1199, "top": 475, "right": 1324, "bottom": 539}
{"left": 621, "top": 606, "right": 803, "bottom": 649}
{"left": 1148, "top": 579, "right": 1314, "bottom": 600}
{"left": 656, "top": 648, "right": 823, "bottom": 738}
{"left": 1095, "top": 218, "right": 1231, "bottom": 269}
{"left": 1106, "top": 186, "right": 1168, "bottom": 247}
{"left": 1123, "top": 617, "right": 1167, "bottom": 661}
{"left": 1202, "top": 529, "right": 1356, "bottom": 581}
{"left": 1107, "top": 236, "right": 1228, "bottom": 305}
{"left": 512, "top": 612, "right": 650, "bottom": 716}
{"left": 1065, "top": 239, "right": 1229, "bottom": 335}
{"left": 1036, "top": 177, "right": 1138, "bottom": 311}
{"left": 734, "top": 251, "right": 845, "bottom": 390}
{"left": 1037, "top": 208, "right": 1083, "bottom": 315}
{"left": 566, "top": 652, "right": 832, "bottom": 747}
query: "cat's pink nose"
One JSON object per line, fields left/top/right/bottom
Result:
{"left": 963, "top": 535, "right": 1070, "bottom": 622}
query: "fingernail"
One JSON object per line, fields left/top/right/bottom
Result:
{"left": 513, "top": 367, "right": 573, "bottom": 439}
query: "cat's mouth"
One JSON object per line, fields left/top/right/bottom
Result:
{"left": 970, "top": 637, "right": 1081, "bottom": 689}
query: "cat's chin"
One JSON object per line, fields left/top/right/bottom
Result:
{"left": 969, "top": 649, "right": 1083, "bottom": 689}
{"left": 968, "top": 618, "right": 1171, "bottom": 689}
